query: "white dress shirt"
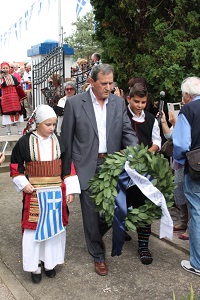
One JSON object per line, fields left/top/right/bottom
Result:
{"left": 90, "top": 88, "right": 108, "bottom": 153}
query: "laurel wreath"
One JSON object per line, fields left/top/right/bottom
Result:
{"left": 89, "top": 144, "right": 175, "bottom": 232}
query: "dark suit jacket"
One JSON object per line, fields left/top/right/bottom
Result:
{"left": 61, "top": 90, "right": 138, "bottom": 190}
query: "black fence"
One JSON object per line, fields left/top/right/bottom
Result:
{"left": 32, "top": 46, "right": 65, "bottom": 108}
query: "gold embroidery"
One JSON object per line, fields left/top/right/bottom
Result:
{"left": 28, "top": 192, "right": 40, "bottom": 223}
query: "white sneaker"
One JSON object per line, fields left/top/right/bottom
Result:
{"left": 7, "top": 132, "right": 11, "bottom": 136}
{"left": 18, "top": 131, "right": 22, "bottom": 135}
{"left": 181, "top": 260, "right": 200, "bottom": 276}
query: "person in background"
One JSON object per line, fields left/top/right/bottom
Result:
{"left": 10, "top": 104, "right": 80, "bottom": 284}
{"left": 173, "top": 76, "right": 200, "bottom": 276}
{"left": 41, "top": 73, "right": 62, "bottom": 107}
{"left": 125, "top": 83, "right": 161, "bottom": 264}
{"left": 14, "top": 62, "right": 20, "bottom": 73}
{"left": 61, "top": 64, "right": 138, "bottom": 276}
{"left": 160, "top": 110, "right": 190, "bottom": 240}
{"left": 55, "top": 81, "right": 76, "bottom": 135}
{"left": 9, "top": 62, "right": 21, "bottom": 84}
{"left": 23, "top": 62, "right": 32, "bottom": 84}
{"left": 151, "top": 99, "right": 159, "bottom": 117}
{"left": 91, "top": 53, "right": 102, "bottom": 66}
{"left": 75, "top": 59, "right": 89, "bottom": 93}
{"left": 0, "top": 61, "right": 26, "bottom": 135}
{"left": 111, "top": 81, "right": 124, "bottom": 98}
{"left": 22, "top": 62, "right": 33, "bottom": 120}
{"left": 9, "top": 62, "right": 28, "bottom": 120}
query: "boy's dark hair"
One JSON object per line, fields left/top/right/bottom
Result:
{"left": 128, "top": 76, "right": 148, "bottom": 89}
{"left": 129, "top": 83, "right": 148, "bottom": 98}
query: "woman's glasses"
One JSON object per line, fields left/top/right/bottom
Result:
{"left": 65, "top": 88, "right": 74, "bottom": 92}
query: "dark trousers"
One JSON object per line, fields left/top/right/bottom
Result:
{"left": 80, "top": 158, "right": 110, "bottom": 262}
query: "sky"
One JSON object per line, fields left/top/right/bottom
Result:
{"left": 0, "top": 0, "right": 92, "bottom": 63}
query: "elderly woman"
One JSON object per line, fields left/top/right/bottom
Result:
{"left": 0, "top": 61, "right": 26, "bottom": 135}
{"left": 10, "top": 105, "right": 80, "bottom": 284}
{"left": 54, "top": 81, "right": 76, "bottom": 135}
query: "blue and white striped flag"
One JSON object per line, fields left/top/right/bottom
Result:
{"left": 76, "top": 0, "right": 87, "bottom": 18}
{"left": 35, "top": 186, "right": 64, "bottom": 242}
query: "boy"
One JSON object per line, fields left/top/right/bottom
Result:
{"left": 126, "top": 83, "right": 161, "bottom": 264}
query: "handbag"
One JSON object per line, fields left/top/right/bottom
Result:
{"left": 160, "top": 139, "right": 173, "bottom": 157}
{"left": 53, "top": 105, "right": 64, "bottom": 116}
{"left": 186, "top": 147, "right": 200, "bottom": 180}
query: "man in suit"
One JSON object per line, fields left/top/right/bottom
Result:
{"left": 61, "top": 64, "right": 138, "bottom": 276}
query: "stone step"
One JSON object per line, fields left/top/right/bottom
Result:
{"left": 0, "top": 135, "right": 21, "bottom": 142}
{"left": 0, "top": 136, "right": 20, "bottom": 173}
{"left": 0, "top": 150, "right": 11, "bottom": 173}
{"left": 0, "top": 162, "right": 10, "bottom": 173}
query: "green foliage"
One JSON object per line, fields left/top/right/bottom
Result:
{"left": 89, "top": 144, "right": 175, "bottom": 230}
{"left": 90, "top": 0, "right": 200, "bottom": 102}
{"left": 64, "top": 11, "right": 103, "bottom": 62}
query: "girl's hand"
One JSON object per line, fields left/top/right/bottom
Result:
{"left": 23, "top": 183, "right": 35, "bottom": 194}
{"left": 67, "top": 194, "right": 75, "bottom": 204}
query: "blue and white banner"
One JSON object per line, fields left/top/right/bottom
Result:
{"left": 76, "top": 0, "right": 87, "bottom": 18}
{"left": 35, "top": 186, "right": 64, "bottom": 242}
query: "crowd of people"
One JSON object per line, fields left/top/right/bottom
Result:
{"left": 1, "top": 53, "right": 200, "bottom": 282}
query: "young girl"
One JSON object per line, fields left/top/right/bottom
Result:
{"left": 10, "top": 104, "right": 80, "bottom": 283}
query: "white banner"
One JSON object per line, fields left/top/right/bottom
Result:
{"left": 125, "top": 161, "right": 173, "bottom": 240}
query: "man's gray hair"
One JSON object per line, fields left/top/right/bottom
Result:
{"left": 90, "top": 64, "right": 114, "bottom": 82}
{"left": 181, "top": 76, "right": 200, "bottom": 98}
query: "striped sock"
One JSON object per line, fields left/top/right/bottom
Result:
{"left": 137, "top": 225, "right": 153, "bottom": 265}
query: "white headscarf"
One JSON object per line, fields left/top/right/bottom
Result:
{"left": 35, "top": 104, "right": 57, "bottom": 124}
{"left": 24, "top": 104, "right": 57, "bottom": 134}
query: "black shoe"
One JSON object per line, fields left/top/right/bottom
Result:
{"left": 44, "top": 268, "right": 56, "bottom": 278}
{"left": 125, "top": 232, "right": 132, "bottom": 241}
{"left": 31, "top": 272, "right": 42, "bottom": 283}
{"left": 41, "top": 261, "right": 56, "bottom": 278}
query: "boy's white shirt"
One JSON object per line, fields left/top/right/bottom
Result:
{"left": 128, "top": 105, "right": 161, "bottom": 149}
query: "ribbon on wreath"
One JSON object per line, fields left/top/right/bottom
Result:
{"left": 111, "top": 161, "right": 173, "bottom": 257}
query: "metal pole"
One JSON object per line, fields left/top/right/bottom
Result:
{"left": 58, "top": 0, "right": 61, "bottom": 45}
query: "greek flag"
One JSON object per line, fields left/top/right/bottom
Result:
{"left": 35, "top": 187, "right": 64, "bottom": 242}
{"left": 76, "top": 0, "right": 87, "bottom": 18}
